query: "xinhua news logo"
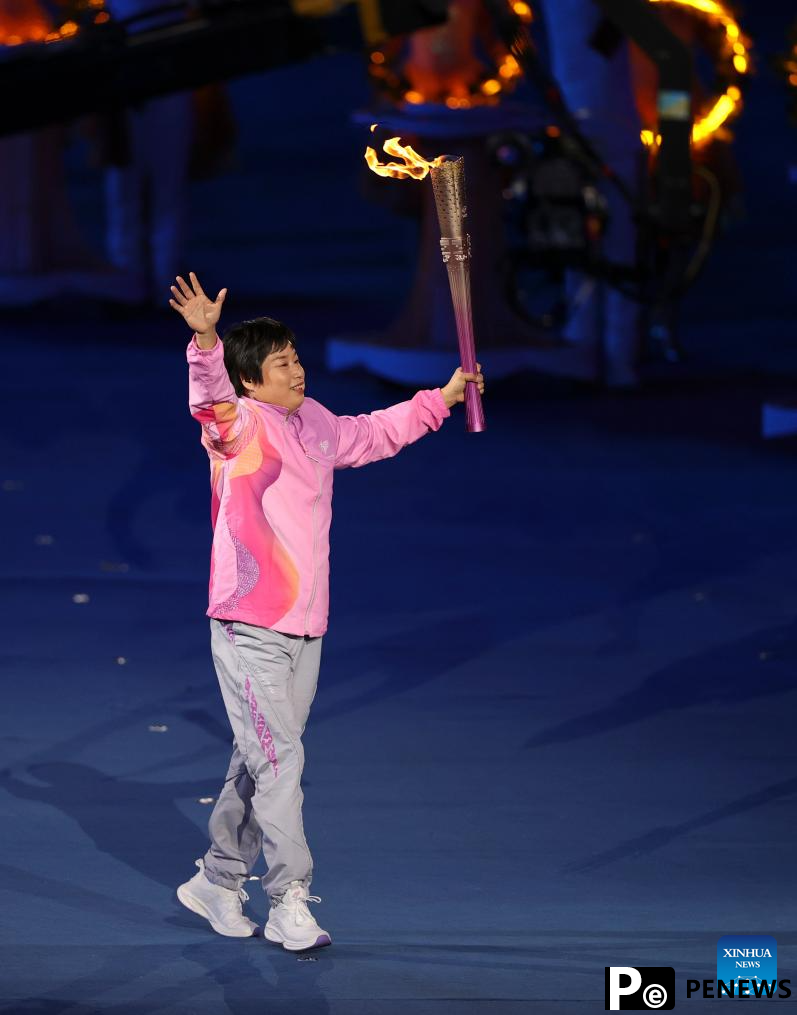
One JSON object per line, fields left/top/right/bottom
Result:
{"left": 605, "top": 967, "right": 675, "bottom": 1010}
{"left": 717, "top": 935, "right": 778, "bottom": 998}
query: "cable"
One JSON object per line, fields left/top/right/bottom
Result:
{"left": 481, "top": 0, "right": 635, "bottom": 207}
{"left": 682, "top": 164, "right": 721, "bottom": 288}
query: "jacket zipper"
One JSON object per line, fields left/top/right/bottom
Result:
{"left": 303, "top": 460, "right": 322, "bottom": 635}
{"left": 283, "top": 411, "right": 322, "bottom": 636}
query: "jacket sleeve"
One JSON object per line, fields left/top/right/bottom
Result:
{"left": 334, "top": 388, "right": 450, "bottom": 470}
{"left": 187, "top": 336, "right": 255, "bottom": 460}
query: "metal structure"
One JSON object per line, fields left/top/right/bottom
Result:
{"left": 0, "top": 0, "right": 448, "bottom": 139}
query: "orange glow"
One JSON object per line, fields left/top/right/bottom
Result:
{"left": 0, "top": 0, "right": 54, "bottom": 46}
{"left": 94, "top": 12, "right": 110, "bottom": 23}
{"left": 365, "top": 134, "right": 446, "bottom": 181}
{"left": 373, "top": 0, "right": 532, "bottom": 109}
{"left": 692, "top": 90, "right": 736, "bottom": 143}
{"left": 642, "top": 0, "right": 749, "bottom": 149}
{"left": 650, "top": 0, "right": 727, "bottom": 14}
{"left": 499, "top": 54, "right": 521, "bottom": 80}
{"left": 545, "top": 125, "right": 561, "bottom": 137}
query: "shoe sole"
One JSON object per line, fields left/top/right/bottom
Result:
{"left": 176, "top": 884, "right": 257, "bottom": 938}
{"left": 263, "top": 926, "right": 332, "bottom": 951}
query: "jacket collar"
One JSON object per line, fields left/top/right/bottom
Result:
{"left": 243, "top": 396, "right": 301, "bottom": 419}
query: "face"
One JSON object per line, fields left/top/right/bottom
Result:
{"left": 242, "top": 343, "right": 305, "bottom": 411}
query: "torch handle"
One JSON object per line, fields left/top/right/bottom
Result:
{"left": 464, "top": 372, "right": 485, "bottom": 433}
{"left": 439, "top": 236, "right": 485, "bottom": 433}
{"left": 454, "top": 314, "right": 486, "bottom": 434}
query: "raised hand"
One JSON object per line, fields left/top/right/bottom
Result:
{"left": 169, "top": 272, "right": 227, "bottom": 347}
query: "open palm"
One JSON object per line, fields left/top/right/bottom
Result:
{"left": 169, "top": 272, "right": 227, "bottom": 334}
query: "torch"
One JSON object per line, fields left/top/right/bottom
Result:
{"left": 365, "top": 132, "right": 486, "bottom": 433}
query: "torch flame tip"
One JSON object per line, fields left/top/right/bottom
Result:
{"left": 364, "top": 135, "right": 447, "bottom": 181}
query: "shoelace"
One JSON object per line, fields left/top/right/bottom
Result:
{"left": 285, "top": 889, "right": 322, "bottom": 925}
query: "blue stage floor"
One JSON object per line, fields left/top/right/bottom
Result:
{"left": 2, "top": 300, "right": 797, "bottom": 1012}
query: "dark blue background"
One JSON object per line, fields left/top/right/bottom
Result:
{"left": 1, "top": 4, "right": 796, "bottom": 1012}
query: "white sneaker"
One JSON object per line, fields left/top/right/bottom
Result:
{"left": 177, "top": 859, "right": 258, "bottom": 938}
{"left": 264, "top": 881, "right": 332, "bottom": 951}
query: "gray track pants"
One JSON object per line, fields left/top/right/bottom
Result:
{"left": 202, "top": 619, "right": 322, "bottom": 900}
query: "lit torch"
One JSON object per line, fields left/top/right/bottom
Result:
{"left": 365, "top": 130, "right": 486, "bottom": 433}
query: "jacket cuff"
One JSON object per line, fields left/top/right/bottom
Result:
{"left": 187, "top": 334, "right": 221, "bottom": 357}
{"left": 433, "top": 387, "right": 451, "bottom": 419}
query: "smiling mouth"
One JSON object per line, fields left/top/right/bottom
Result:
{"left": 291, "top": 383, "right": 305, "bottom": 391}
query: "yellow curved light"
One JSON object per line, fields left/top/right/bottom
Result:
{"left": 644, "top": 0, "right": 750, "bottom": 148}
{"left": 692, "top": 91, "right": 735, "bottom": 143}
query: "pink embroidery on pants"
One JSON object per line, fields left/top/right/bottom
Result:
{"left": 244, "top": 676, "right": 279, "bottom": 777}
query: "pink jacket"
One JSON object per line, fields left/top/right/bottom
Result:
{"left": 187, "top": 337, "right": 451, "bottom": 636}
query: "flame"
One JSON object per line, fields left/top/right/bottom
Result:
{"left": 365, "top": 134, "right": 446, "bottom": 181}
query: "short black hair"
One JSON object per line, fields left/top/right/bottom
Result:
{"left": 222, "top": 317, "right": 296, "bottom": 397}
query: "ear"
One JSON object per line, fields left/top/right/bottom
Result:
{"left": 241, "top": 375, "right": 257, "bottom": 393}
